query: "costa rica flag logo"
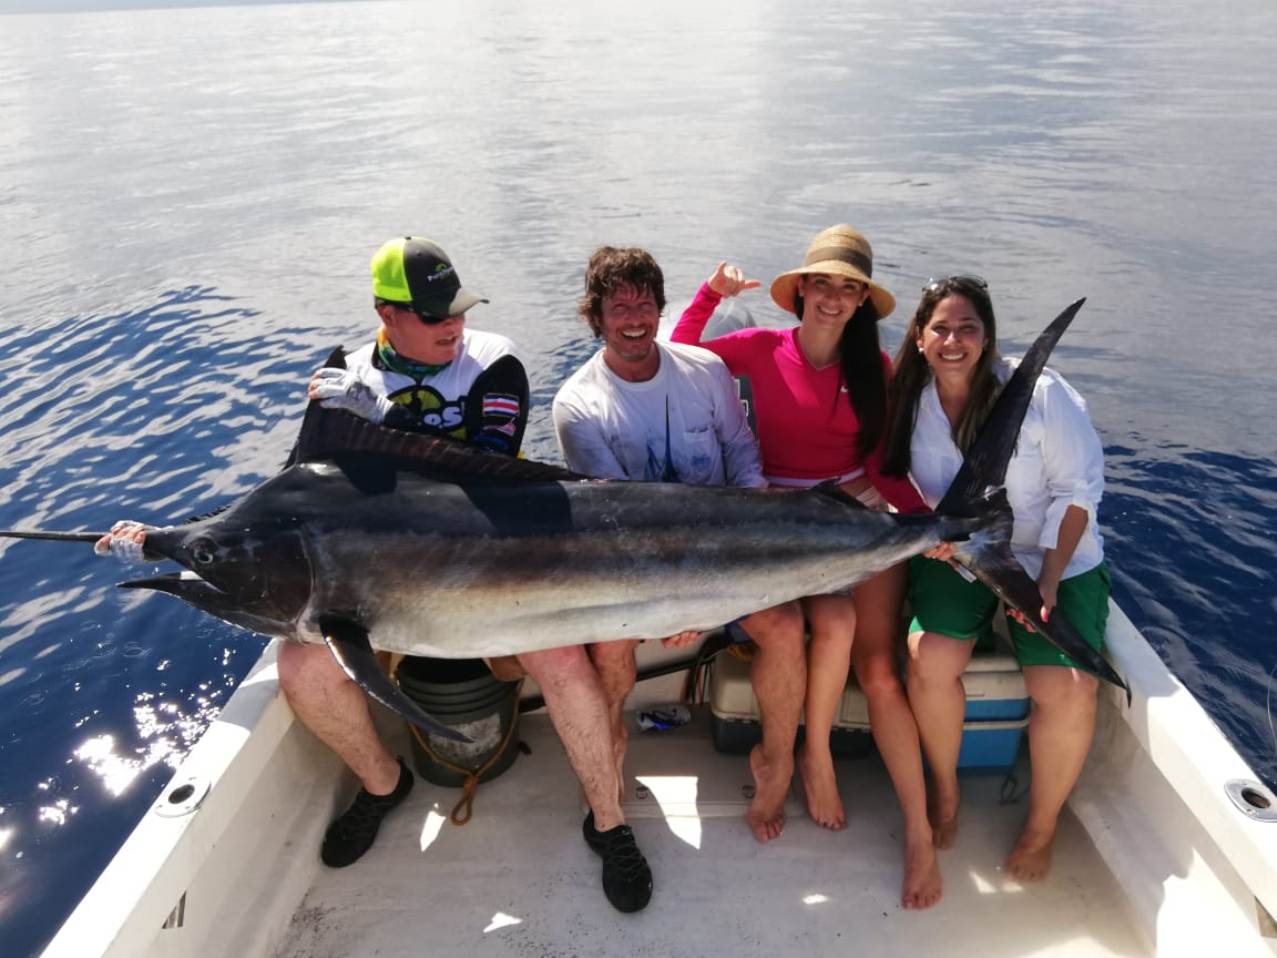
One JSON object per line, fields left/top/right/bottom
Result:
{"left": 483, "top": 394, "right": 520, "bottom": 418}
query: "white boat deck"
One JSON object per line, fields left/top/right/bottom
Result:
{"left": 274, "top": 709, "right": 1143, "bottom": 958}
{"left": 44, "top": 609, "right": 1277, "bottom": 958}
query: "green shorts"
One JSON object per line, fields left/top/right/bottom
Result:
{"left": 906, "top": 556, "right": 1110, "bottom": 670}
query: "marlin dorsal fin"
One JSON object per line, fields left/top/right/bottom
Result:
{"left": 289, "top": 346, "right": 585, "bottom": 484}
{"left": 295, "top": 407, "right": 586, "bottom": 483}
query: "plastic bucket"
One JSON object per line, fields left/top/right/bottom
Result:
{"left": 395, "top": 656, "right": 521, "bottom": 788}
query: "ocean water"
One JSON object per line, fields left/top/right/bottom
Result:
{"left": 1, "top": 0, "right": 1275, "bottom": 952}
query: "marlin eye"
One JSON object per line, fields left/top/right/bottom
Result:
{"left": 191, "top": 539, "right": 217, "bottom": 565}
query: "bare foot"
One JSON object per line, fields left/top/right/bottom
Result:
{"left": 798, "top": 743, "right": 845, "bottom": 830}
{"left": 746, "top": 744, "right": 791, "bottom": 843}
{"left": 927, "top": 781, "right": 959, "bottom": 849}
{"left": 1005, "top": 826, "right": 1055, "bottom": 881}
{"left": 901, "top": 835, "right": 942, "bottom": 909}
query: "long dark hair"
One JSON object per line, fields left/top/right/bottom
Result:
{"left": 881, "top": 277, "right": 1001, "bottom": 477}
{"left": 794, "top": 292, "right": 885, "bottom": 459}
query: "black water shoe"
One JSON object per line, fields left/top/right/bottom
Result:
{"left": 321, "top": 758, "right": 413, "bottom": 868}
{"left": 583, "top": 811, "right": 653, "bottom": 913}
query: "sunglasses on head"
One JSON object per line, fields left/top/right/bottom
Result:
{"left": 922, "top": 274, "right": 988, "bottom": 293}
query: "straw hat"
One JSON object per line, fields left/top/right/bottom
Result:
{"left": 769, "top": 224, "right": 895, "bottom": 319}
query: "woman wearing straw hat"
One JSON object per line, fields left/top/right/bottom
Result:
{"left": 671, "top": 225, "right": 941, "bottom": 910}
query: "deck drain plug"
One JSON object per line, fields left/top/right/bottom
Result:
{"left": 1225, "top": 779, "right": 1277, "bottom": 823}
{"left": 155, "top": 777, "right": 211, "bottom": 818}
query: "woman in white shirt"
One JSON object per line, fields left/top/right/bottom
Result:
{"left": 881, "top": 275, "right": 1109, "bottom": 884}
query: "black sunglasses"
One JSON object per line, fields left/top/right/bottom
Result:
{"left": 386, "top": 302, "right": 456, "bottom": 326}
{"left": 922, "top": 274, "right": 988, "bottom": 293}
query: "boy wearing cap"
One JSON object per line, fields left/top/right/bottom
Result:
{"left": 554, "top": 246, "right": 807, "bottom": 856}
{"left": 308, "top": 235, "right": 528, "bottom": 454}
{"left": 97, "top": 236, "right": 533, "bottom": 872}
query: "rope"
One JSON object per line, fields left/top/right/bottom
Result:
{"left": 406, "top": 680, "right": 524, "bottom": 826}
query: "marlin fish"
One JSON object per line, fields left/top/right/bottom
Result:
{"left": 0, "top": 299, "right": 1127, "bottom": 738}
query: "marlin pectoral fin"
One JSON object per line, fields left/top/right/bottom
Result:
{"left": 319, "top": 616, "right": 471, "bottom": 742}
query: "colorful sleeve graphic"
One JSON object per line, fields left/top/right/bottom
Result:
{"left": 465, "top": 354, "right": 530, "bottom": 456}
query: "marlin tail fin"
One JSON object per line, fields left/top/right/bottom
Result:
{"left": 938, "top": 298, "right": 1084, "bottom": 516}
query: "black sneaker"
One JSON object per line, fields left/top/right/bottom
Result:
{"left": 321, "top": 758, "right": 414, "bottom": 868}
{"left": 583, "top": 811, "right": 653, "bottom": 913}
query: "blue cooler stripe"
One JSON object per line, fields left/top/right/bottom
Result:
{"left": 964, "top": 697, "right": 1030, "bottom": 721}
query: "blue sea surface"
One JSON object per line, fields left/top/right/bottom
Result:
{"left": 1, "top": 0, "right": 1275, "bottom": 953}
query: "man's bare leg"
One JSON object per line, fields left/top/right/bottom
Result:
{"left": 1006, "top": 666, "right": 1098, "bottom": 881}
{"left": 739, "top": 601, "right": 806, "bottom": 843}
{"left": 588, "top": 639, "right": 640, "bottom": 804}
{"left": 799, "top": 594, "right": 855, "bottom": 830}
{"left": 277, "top": 643, "right": 401, "bottom": 794}
{"left": 517, "top": 645, "right": 625, "bottom": 829}
{"left": 520, "top": 644, "right": 652, "bottom": 912}
{"left": 854, "top": 566, "right": 940, "bottom": 910}
{"left": 906, "top": 631, "right": 975, "bottom": 849}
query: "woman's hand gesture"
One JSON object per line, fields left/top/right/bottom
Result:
{"left": 707, "top": 261, "right": 761, "bottom": 299}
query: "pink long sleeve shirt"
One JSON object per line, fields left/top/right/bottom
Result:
{"left": 672, "top": 283, "right": 928, "bottom": 514}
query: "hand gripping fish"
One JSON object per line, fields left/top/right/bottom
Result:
{"left": 1, "top": 300, "right": 1128, "bottom": 740}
